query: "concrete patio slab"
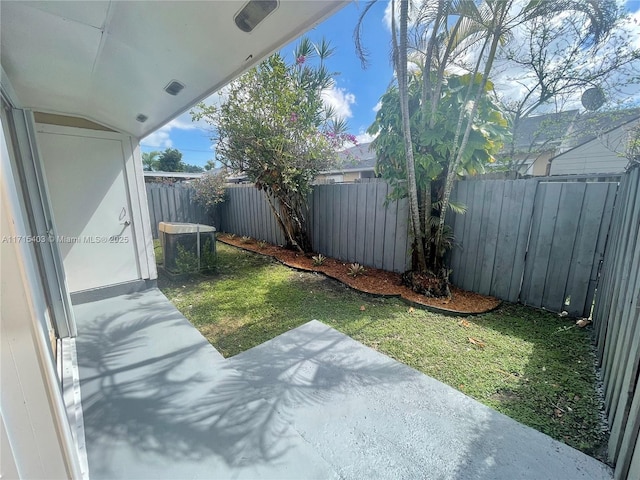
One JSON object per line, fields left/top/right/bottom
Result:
{"left": 70, "top": 288, "right": 612, "bottom": 480}
{"left": 228, "top": 320, "right": 613, "bottom": 480}
{"left": 72, "top": 289, "right": 338, "bottom": 480}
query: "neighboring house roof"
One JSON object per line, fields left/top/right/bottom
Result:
{"left": 556, "top": 107, "right": 640, "bottom": 156}
{"left": 511, "top": 108, "right": 640, "bottom": 156}
{"left": 144, "top": 171, "right": 204, "bottom": 180}
{"left": 512, "top": 110, "right": 579, "bottom": 154}
{"left": 322, "top": 142, "right": 376, "bottom": 174}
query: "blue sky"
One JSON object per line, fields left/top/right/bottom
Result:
{"left": 141, "top": 0, "right": 640, "bottom": 169}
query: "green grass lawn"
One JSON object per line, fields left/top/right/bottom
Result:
{"left": 157, "top": 241, "right": 608, "bottom": 460}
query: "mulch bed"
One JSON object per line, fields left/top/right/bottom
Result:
{"left": 217, "top": 234, "right": 500, "bottom": 315}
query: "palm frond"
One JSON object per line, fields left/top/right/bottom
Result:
{"left": 294, "top": 37, "right": 314, "bottom": 60}
{"left": 431, "top": 199, "right": 467, "bottom": 214}
{"left": 353, "top": 0, "right": 379, "bottom": 69}
{"left": 315, "top": 38, "right": 336, "bottom": 61}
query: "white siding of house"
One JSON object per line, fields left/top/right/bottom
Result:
{"left": 550, "top": 123, "right": 636, "bottom": 175}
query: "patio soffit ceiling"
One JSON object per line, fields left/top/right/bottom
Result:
{"left": 0, "top": 1, "right": 347, "bottom": 138}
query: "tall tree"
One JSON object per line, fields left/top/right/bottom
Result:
{"left": 498, "top": 2, "right": 640, "bottom": 171}
{"left": 394, "top": 0, "right": 427, "bottom": 272}
{"left": 157, "top": 148, "right": 184, "bottom": 172}
{"left": 192, "top": 38, "right": 355, "bottom": 252}
{"left": 183, "top": 163, "right": 204, "bottom": 173}
{"left": 356, "top": 0, "right": 623, "bottom": 294}
{"left": 369, "top": 72, "right": 509, "bottom": 278}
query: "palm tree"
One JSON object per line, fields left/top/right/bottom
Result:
{"left": 393, "top": 0, "right": 427, "bottom": 272}
{"left": 432, "top": 0, "right": 618, "bottom": 261}
{"left": 357, "top": 0, "right": 619, "bottom": 284}
{"left": 142, "top": 151, "right": 160, "bottom": 171}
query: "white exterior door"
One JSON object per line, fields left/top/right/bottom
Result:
{"left": 36, "top": 125, "right": 140, "bottom": 292}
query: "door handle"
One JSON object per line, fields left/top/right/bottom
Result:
{"left": 119, "top": 207, "right": 130, "bottom": 226}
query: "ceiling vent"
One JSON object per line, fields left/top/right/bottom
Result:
{"left": 234, "top": 0, "right": 278, "bottom": 33}
{"left": 164, "top": 80, "right": 185, "bottom": 96}
{"left": 136, "top": 114, "right": 148, "bottom": 123}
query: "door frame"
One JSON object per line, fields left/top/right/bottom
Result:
{"left": 1, "top": 101, "right": 77, "bottom": 338}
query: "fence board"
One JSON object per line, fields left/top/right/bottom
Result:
{"left": 510, "top": 181, "right": 538, "bottom": 302}
{"left": 449, "top": 180, "right": 467, "bottom": 278}
{"left": 564, "top": 183, "right": 613, "bottom": 316}
{"left": 332, "top": 185, "right": 341, "bottom": 257}
{"left": 396, "top": 192, "right": 411, "bottom": 273}
{"left": 364, "top": 182, "right": 377, "bottom": 267}
{"left": 522, "top": 182, "right": 562, "bottom": 308}
{"left": 587, "top": 184, "right": 617, "bottom": 315}
{"left": 477, "top": 182, "right": 502, "bottom": 295}
{"left": 493, "top": 181, "right": 525, "bottom": 301}
{"left": 338, "top": 185, "right": 346, "bottom": 256}
{"left": 606, "top": 200, "right": 640, "bottom": 421}
{"left": 472, "top": 182, "right": 492, "bottom": 292}
{"left": 373, "top": 183, "right": 387, "bottom": 269}
{"left": 542, "top": 183, "right": 586, "bottom": 312}
{"left": 608, "top": 231, "right": 640, "bottom": 458}
{"left": 462, "top": 182, "right": 483, "bottom": 291}
{"left": 346, "top": 185, "right": 357, "bottom": 261}
{"left": 616, "top": 381, "right": 640, "bottom": 480}
{"left": 316, "top": 186, "right": 326, "bottom": 252}
{"left": 592, "top": 167, "right": 640, "bottom": 480}
{"left": 594, "top": 178, "right": 629, "bottom": 353}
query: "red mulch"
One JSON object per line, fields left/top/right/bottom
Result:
{"left": 217, "top": 234, "right": 500, "bottom": 314}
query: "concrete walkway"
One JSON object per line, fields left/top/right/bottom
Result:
{"left": 71, "top": 288, "right": 613, "bottom": 480}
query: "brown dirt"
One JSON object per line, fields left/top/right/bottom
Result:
{"left": 218, "top": 234, "right": 500, "bottom": 314}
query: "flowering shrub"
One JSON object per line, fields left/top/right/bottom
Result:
{"left": 191, "top": 37, "right": 356, "bottom": 252}
{"left": 192, "top": 169, "right": 227, "bottom": 210}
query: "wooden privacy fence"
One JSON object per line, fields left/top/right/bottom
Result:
{"left": 146, "top": 183, "right": 212, "bottom": 238}
{"left": 220, "top": 185, "right": 287, "bottom": 246}
{"left": 219, "top": 181, "right": 411, "bottom": 273}
{"left": 449, "top": 176, "right": 618, "bottom": 317}
{"left": 592, "top": 167, "right": 640, "bottom": 480}
{"left": 310, "top": 182, "right": 411, "bottom": 273}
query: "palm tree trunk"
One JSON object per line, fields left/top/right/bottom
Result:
{"left": 395, "top": 0, "right": 427, "bottom": 272}
{"left": 435, "top": 12, "right": 506, "bottom": 260}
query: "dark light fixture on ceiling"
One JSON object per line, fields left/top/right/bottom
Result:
{"left": 234, "top": 0, "right": 278, "bottom": 33}
{"left": 136, "top": 114, "right": 148, "bottom": 123}
{"left": 164, "top": 80, "right": 185, "bottom": 96}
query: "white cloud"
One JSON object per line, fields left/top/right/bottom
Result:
{"left": 383, "top": 0, "right": 422, "bottom": 32}
{"left": 321, "top": 85, "right": 356, "bottom": 119}
{"left": 141, "top": 126, "right": 173, "bottom": 149}
{"left": 356, "top": 130, "right": 378, "bottom": 144}
{"left": 373, "top": 100, "right": 383, "bottom": 113}
{"left": 486, "top": 4, "right": 640, "bottom": 112}
{"left": 383, "top": 0, "right": 393, "bottom": 31}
